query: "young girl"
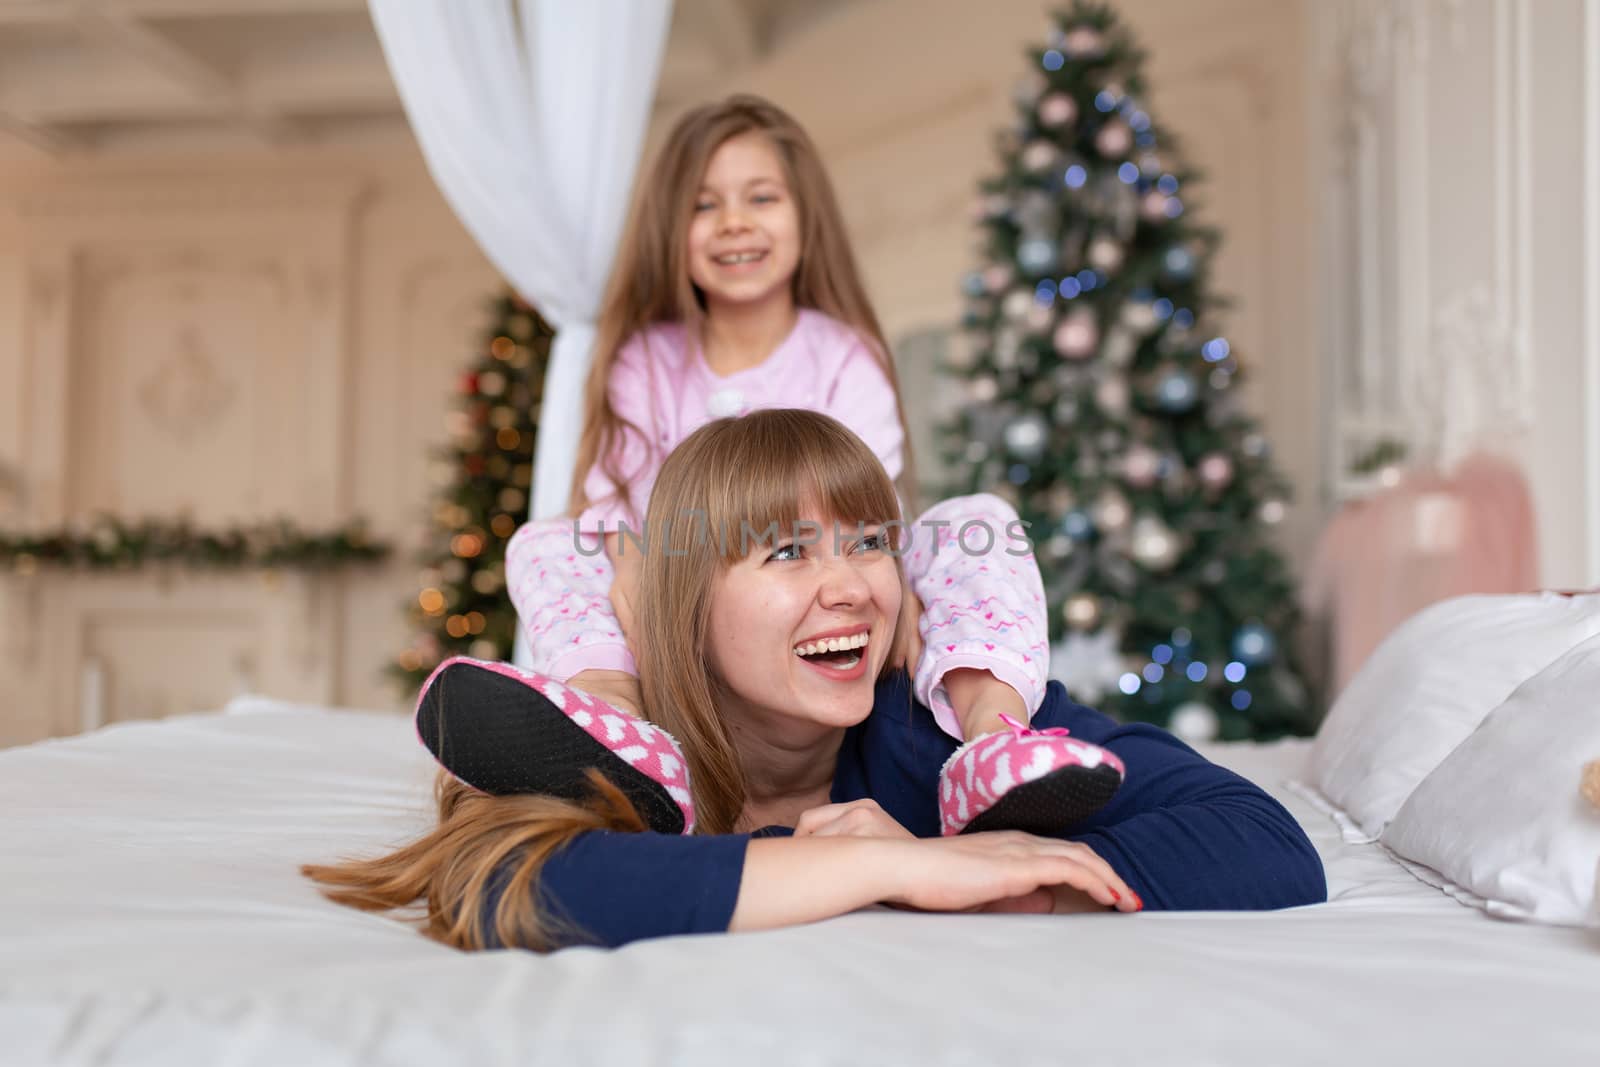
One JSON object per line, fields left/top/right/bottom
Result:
{"left": 308, "top": 412, "right": 1325, "bottom": 952}
{"left": 427, "top": 95, "right": 1104, "bottom": 838}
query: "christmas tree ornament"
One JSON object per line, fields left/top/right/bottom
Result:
{"left": 1196, "top": 453, "right": 1235, "bottom": 490}
{"left": 1050, "top": 629, "right": 1124, "bottom": 702}
{"left": 993, "top": 328, "right": 1022, "bottom": 368}
{"left": 964, "top": 440, "right": 991, "bottom": 464}
{"left": 1208, "top": 367, "right": 1233, "bottom": 391}
{"left": 1021, "top": 139, "right": 1060, "bottom": 173}
{"left": 1170, "top": 701, "right": 1220, "bottom": 742}
{"left": 1025, "top": 302, "right": 1054, "bottom": 331}
{"left": 1260, "top": 499, "right": 1287, "bottom": 525}
{"left": 1061, "top": 508, "right": 1095, "bottom": 541}
{"left": 1129, "top": 514, "right": 1182, "bottom": 570}
{"left": 1242, "top": 432, "right": 1269, "bottom": 458}
{"left": 1099, "top": 324, "right": 1136, "bottom": 368}
{"left": 1063, "top": 25, "right": 1107, "bottom": 58}
{"left": 1016, "top": 189, "right": 1056, "bottom": 232}
{"left": 983, "top": 264, "right": 1014, "bottom": 293}
{"left": 1086, "top": 235, "right": 1125, "bottom": 274}
{"left": 1121, "top": 298, "right": 1159, "bottom": 335}
{"left": 1053, "top": 306, "right": 1099, "bottom": 359}
{"left": 1093, "top": 490, "right": 1132, "bottom": 533}
{"left": 1052, "top": 394, "right": 1080, "bottom": 425}
{"left": 1017, "top": 235, "right": 1060, "bottom": 275}
{"left": 969, "top": 376, "right": 999, "bottom": 403}
{"left": 1037, "top": 91, "right": 1078, "bottom": 128}
{"left": 1141, "top": 189, "right": 1172, "bottom": 220}
{"left": 1063, "top": 591, "right": 1102, "bottom": 630}
{"left": 1004, "top": 412, "right": 1050, "bottom": 461}
{"left": 1201, "top": 559, "right": 1227, "bottom": 584}
{"left": 1121, "top": 443, "right": 1161, "bottom": 488}
{"left": 1048, "top": 486, "right": 1076, "bottom": 513}
{"left": 1002, "top": 288, "right": 1034, "bottom": 321}
{"left": 1154, "top": 367, "right": 1199, "bottom": 412}
{"left": 1094, "top": 375, "right": 1131, "bottom": 415}
{"left": 1046, "top": 533, "right": 1073, "bottom": 559}
{"left": 1094, "top": 119, "right": 1134, "bottom": 159}
{"left": 1162, "top": 245, "right": 1196, "bottom": 280}
{"left": 1232, "top": 622, "right": 1276, "bottom": 665}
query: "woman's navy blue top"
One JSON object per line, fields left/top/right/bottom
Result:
{"left": 487, "top": 672, "right": 1326, "bottom": 948}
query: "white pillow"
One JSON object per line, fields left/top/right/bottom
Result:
{"left": 1380, "top": 632, "right": 1600, "bottom": 927}
{"left": 1309, "top": 592, "right": 1600, "bottom": 841}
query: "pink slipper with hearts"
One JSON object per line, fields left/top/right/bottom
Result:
{"left": 414, "top": 656, "right": 694, "bottom": 834}
{"left": 939, "top": 714, "right": 1124, "bottom": 836}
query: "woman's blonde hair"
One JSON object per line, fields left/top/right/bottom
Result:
{"left": 304, "top": 410, "right": 908, "bottom": 949}
{"left": 569, "top": 93, "right": 917, "bottom": 518}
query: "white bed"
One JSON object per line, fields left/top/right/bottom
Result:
{"left": 3, "top": 697, "right": 1596, "bottom": 1067}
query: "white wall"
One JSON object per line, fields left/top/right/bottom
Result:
{"left": 1311, "top": 0, "right": 1600, "bottom": 588}
{"left": 0, "top": 143, "right": 498, "bottom": 745}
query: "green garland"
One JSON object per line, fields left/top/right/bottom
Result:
{"left": 0, "top": 516, "right": 391, "bottom": 573}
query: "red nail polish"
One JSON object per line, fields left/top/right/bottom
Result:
{"left": 1109, "top": 889, "right": 1121, "bottom": 902}
{"left": 1131, "top": 892, "right": 1144, "bottom": 911}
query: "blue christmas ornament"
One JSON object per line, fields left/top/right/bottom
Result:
{"left": 1162, "top": 247, "right": 1194, "bottom": 280}
{"left": 1155, "top": 369, "right": 1199, "bottom": 412}
{"left": 1232, "top": 623, "right": 1276, "bottom": 666}
{"left": 1017, "top": 236, "right": 1059, "bottom": 276}
{"left": 962, "top": 271, "right": 987, "bottom": 297}
{"left": 1061, "top": 509, "right": 1095, "bottom": 541}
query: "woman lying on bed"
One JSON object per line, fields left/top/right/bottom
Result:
{"left": 305, "top": 410, "right": 1325, "bottom": 950}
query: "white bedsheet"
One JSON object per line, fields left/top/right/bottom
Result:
{"left": 2, "top": 699, "right": 1596, "bottom": 1066}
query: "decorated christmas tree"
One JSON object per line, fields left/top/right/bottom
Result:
{"left": 941, "top": 1, "right": 1311, "bottom": 740}
{"left": 392, "top": 291, "right": 551, "bottom": 690}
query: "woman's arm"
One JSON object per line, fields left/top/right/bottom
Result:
{"left": 1048, "top": 702, "right": 1328, "bottom": 911}
{"left": 500, "top": 825, "right": 1138, "bottom": 949}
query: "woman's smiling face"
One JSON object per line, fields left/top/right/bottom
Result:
{"left": 704, "top": 511, "right": 903, "bottom": 741}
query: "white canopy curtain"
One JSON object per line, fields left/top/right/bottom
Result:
{"left": 368, "top": 0, "right": 672, "bottom": 665}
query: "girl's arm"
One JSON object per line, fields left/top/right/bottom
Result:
{"left": 901, "top": 493, "right": 1051, "bottom": 740}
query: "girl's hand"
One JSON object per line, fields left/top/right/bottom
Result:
{"left": 886, "top": 832, "right": 1141, "bottom": 914}
{"left": 604, "top": 532, "right": 643, "bottom": 649}
{"left": 794, "top": 799, "right": 915, "bottom": 840}
{"left": 892, "top": 588, "right": 925, "bottom": 670}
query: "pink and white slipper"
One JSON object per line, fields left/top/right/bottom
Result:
{"left": 939, "top": 714, "right": 1124, "bottom": 836}
{"left": 414, "top": 656, "right": 695, "bottom": 835}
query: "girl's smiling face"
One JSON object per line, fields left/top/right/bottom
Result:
{"left": 686, "top": 132, "right": 803, "bottom": 313}
{"left": 704, "top": 512, "right": 902, "bottom": 743}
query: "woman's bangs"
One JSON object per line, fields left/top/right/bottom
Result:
{"left": 701, "top": 434, "right": 901, "bottom": 563}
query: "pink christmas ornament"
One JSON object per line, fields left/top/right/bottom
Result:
{"left": 1122, "top": 444, "right": 1161, "bottom": 488}
{"left": 1053, "top": 307, "right": 1100, "bottom": 360}
{"left": 1095, "top": 120, "right": 1133, "bottom": 159}
{"left": 1197, "top": 453, "right": 1235, "bottom": 490}
{"left": 1038, "top": 91, "right": 1078, "bottom": 128}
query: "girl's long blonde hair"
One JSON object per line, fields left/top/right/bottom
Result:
{"left": 304, "top": 411, "right": 909, "bottom": 949}
{"left": 570, "top": 93, "right": 918, "bottom": 518}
